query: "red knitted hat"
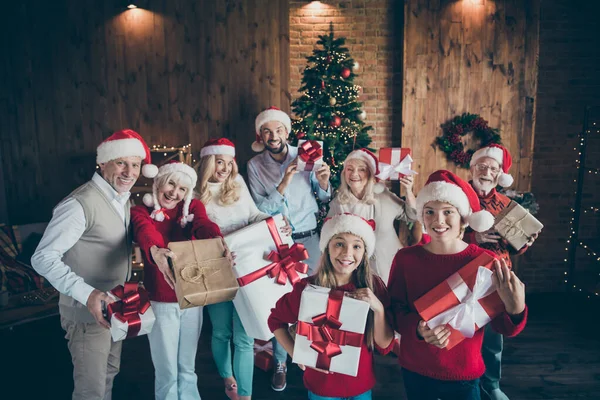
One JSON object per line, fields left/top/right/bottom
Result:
{"left": 470, "top": 144, "right": 514, "bottom": 187}
{"left": 416, "top": 170, "right": 494, "bottom": 232}
{"left": 96, "top": 129, "right": 158, "bottom": 178}
{"left": 200, "top": 138, "right": 236, "bottom": 158}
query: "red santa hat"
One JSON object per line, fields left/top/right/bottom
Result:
{"left": 470, "top": 144, "right": 514, "bottom": 187}
{"left": 96, "top": 129, "right": 158, "bottom": 178}
{"left": 252, "top": 107, "right": 292, "bottom": 152}
{"left": 344, "top": 148, "right": 386, "bottom": 194}
{"left": 142, "top": 161, "right": 198, "bottom": 227}
{"left": 416, "top": 170, "right": 494, "bottom": 232}
{"left": 200, "top": 138, "right": 236, "bottom": 158}
{"left": 319, "top": 213, "right": 377, "bottom": 258}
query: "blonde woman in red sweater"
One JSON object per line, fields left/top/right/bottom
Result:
{"left": 388, "top": 170, "right": 528, "bottom": 400}
{"left": 268, "top": 213, "right": 394, "bottom": 400}
{"left": 131, "top": 161, "right": 225, "bottom": 400}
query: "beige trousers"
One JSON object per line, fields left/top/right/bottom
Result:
{"left": 61, "top": 316, "right": 122, "bottom": 400}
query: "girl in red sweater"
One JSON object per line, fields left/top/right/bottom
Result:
{"left": 388, "top": 170, "right": 528, "bottom": 400}
{"left": 131, "top": 161, "right": 225, "bottom": 400}
{"left": 268, "top": 213, "right": 394, "bottom": 400}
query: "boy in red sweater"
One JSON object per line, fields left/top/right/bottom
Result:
{"left": 268, "top": 214, "right": 394, "bottom": 400}
{"left": 388, "top": 170, "right": 528, "bottom": 400}
{"left": 465, "top": 144, "right": 538, "bottom": 400}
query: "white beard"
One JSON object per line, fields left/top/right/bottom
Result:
{"left": 472, "top": 179, "right": 495, "bottom": 195}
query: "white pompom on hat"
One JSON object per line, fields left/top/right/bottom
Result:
{"left": 343, "top": 148, "right": 386, "bottom": 194}
{"left": 470, "top": 144, "right": 514, "bottom": 188}
{"left": 252, "top": 106, "right": 292, "bottom": 152}
{"left": 142, "top": 161, "right": 198, "bottom": 227}
{"left": 96, "top": 129, "right": 158, "bottom": 178}
{"left": 416, "top": 170, "right": 495, "bottom": 232}
{"left": 319, "top": 213, "right": 377, "bottom": 258}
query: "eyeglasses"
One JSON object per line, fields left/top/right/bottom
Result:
{"left": 475, "top": 163, "right": 500, "bottom": 175}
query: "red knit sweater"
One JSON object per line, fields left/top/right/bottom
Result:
{"left": 268, "top": 275, "right": 394, "bottom": 398}
{"left": 388, "top": 244, "right": 528, "bottom": 381}
{"left": 463, "top": 187, "right": 528, "bottom": 268}
{"left": 131, "top": 200, "right": 222, "bottom": 302}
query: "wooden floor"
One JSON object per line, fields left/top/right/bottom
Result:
{"left": 2, "top": 293, "right": 599, "bottom": 400}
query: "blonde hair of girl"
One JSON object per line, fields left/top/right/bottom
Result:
{"left": 196, "top": 154, "right": 241, "bottom": 206}
{"left": 313, "top": 240, "right": 376, "bottom": 350}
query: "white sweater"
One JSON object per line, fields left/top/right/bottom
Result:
{"left": 327, "top": 187, "right": 417, "bottom": 285}
{"left": 204, "top": 175, "right": 270, "bottom": 235}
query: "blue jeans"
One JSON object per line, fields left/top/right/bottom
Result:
{"left": 402, "top": 368, "right": 481, "bottom": 400}
{"left": 147, "top": 301, "right": 203, "bottom": 400}
{"left": 308, "top": 389, "right": 372, "bottom": 400}
{"left": 481, "top": 324, "right": 504, "bottom": 393}
{"left": 206, "top": 301, "right": 255, "bottom": 396}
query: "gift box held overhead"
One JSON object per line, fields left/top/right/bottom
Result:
{"left": 377, "top": 148, "right": 417, "bottom": 180}
{"left": 414, "top": 253, "right": 505, "bottom": 350}
{"left": 297, "top": 139, "right": 324, "bottom": 172}
{"left": 254, "top": 339, "right": 274, "bottom": 371}
{"left": 106, "top": 282, "right": 155, "bottom": 342}
{"left": 224, "top": 214, "right": 309, "bottom": 341}
{"left": 493, "top": 201, "right": 543, "bottom": 250}
{"left": 292, "top": 285, "right": 370, "bottom": 377}
{"left": 168, "top": 238, "right": 238, "bottom": 309}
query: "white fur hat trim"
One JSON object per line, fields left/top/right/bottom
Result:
{"left": 96, "top": 138, "right": 146, "bottom": 165}
{"left": 319, "top": 214, "right": 376, "bottom": 258}
{"left": 200, "top": 145, "right": 235, "bottom": 158}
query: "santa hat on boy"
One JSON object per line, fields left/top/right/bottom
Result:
{"left": 319, "top": 213, "right": 377, "bottom": 258}
{"left": 96, "top": 129, "right": 158, "bottom": 178}
{"left": 469, "top": 144, "right": 514, "bottom": 187}
{"left": 142, "top": 161, "right": 198, "bottom": 227}
{"left": 416, "top": 170, "right": 494, "bottom": 232}
{"left": 252, "top": 107, "right": 292, "bottom": 152}
{"left": 343, "top": 148, "right": 387, "bottom": 194}
{"left": 200, "top": 138, "right": 236, "bottom": 158}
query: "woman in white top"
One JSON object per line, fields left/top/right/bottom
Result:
{"left": 196, "top": 138, "right": 289, "bottom": 400}
{"left": 327, "top": 149, "right": 417, "bottom": 285}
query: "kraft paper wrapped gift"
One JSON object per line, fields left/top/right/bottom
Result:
{"left": 106, "top": 282, "right": 155, "bottom": 342}
{"left": 292, "top": 285, "right": 370, "bottom": 377}
{"left": 168, "top": 238, "right": 238, "bottom": 309}
{"left": 377, "top": 148, "right": 417, "bottom": 180}
{"left": 224, "top": 214, "right": 309, "bottom": 341}
{"left": 493, "top": 201, "right": 543, "bottom": 250}
{"left": 297, "top": 139, "right": 324, "bottom": 171}
{"left": 414, "top": 252, "right": 505, "bottom": 350}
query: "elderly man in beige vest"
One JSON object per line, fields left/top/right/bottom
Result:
{"left": 32, "top": 129, "right": 157, "bottom": 400}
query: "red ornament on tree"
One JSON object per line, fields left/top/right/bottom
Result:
{"left": 326, "top": 55, "right": 332, "bottom": 63}
{"left": 340, "top": 67, "right": 351, "bottom": 79}
{"left": 321, "top": 80, "right": 325, "bottom": 89}
{"left": 297, "top": 132, "right": 306, "bottom": 139}
{"left": 329, "top": 116, "right": 342, "bottom": 127}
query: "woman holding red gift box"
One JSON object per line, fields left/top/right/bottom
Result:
{"left": 131, "top": 161, "right": 225, "bottom": 400}
{"left": 268, "top": 213, "right": 394, "bottom": 400}
{"left": 327, "top": 149, "right": 417, "bottom": 285}
{"left": 387, "top": 170, "right": 528, "bottom": 400}
{"left": 196, "top": 138, "right": 291, "bottom": 400}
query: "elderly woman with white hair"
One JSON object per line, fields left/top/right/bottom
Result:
{"left": 327, "top": 149, "right": 418, "bottom": 285}
{"left": 131, "top": 161, "right": 225, "bottom": 400}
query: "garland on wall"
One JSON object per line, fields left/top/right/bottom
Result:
{"left": 436, "top": 113, "right": 502, "bottom": 168}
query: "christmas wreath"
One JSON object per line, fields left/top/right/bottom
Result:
{"left": 436, "top": 113, "right": 502, "bottom": 168}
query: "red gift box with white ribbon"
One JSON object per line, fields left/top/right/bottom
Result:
{"left": 377, "top": 148, "right": 417, "bottom": 180}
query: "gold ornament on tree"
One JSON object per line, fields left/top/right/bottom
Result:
{"left": 329, "top": 97, "right": 337, "bottom": 106}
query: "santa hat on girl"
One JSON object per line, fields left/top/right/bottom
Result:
{"left": 416, "top": 170, "right": 494, "bottom": 232}
{"left": 142, "top": 161, "right": 198, "bottom": 227}
{"left": 96, "top": 129, "right": 158, "bottom": 178}
{"left": 343, "top": 148, "right": 386, "bottom": 194}
{"left": 200, "top": 138, "right": 236, "bottom": 158}
{"left": 252, "top": 107, "right": 292, "bottom": 152}
{"left": 470, "top": 144, "right": 514, "bottom": 187}
{"left": 319, "top": 213, "right": 377, "bottom": 258}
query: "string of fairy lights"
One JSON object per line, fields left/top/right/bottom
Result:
{"left": 565, "top": 118, "right": 599, "bottom": 299}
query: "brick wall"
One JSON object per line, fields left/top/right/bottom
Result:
{"left": 289, "top": 0, "right": 402, "bottom": 149}
{"left": 289, "top": 0, "right": 600, "bottom": 293}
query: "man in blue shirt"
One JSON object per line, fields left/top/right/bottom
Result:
{"left": 248, "top": 106, "right": 331, "bottom": 392}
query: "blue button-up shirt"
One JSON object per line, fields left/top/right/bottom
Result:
{"left": 247, "top": 145, "right": 331, "bottom": 232}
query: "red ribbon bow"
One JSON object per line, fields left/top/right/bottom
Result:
{"left": 107, "top": 282, "right": 151, "bottom": 339}
{"left": 237, "top": 217, "right": 309, "bottom": 287}
{"left": 296, "top": 290, "right": 364, "bottom": 371}
{"left": 298, "top": 140, "right": 323, "bottom": 170}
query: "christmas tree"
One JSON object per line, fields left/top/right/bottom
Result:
{"left": 290, "top": 24, "right": 373, "bottom": 189}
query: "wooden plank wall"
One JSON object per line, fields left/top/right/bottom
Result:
{"left": 402, "top": 0, "right": 540, "bottom": 191}
{"left": 0, "top": 0, "right": 289, "bottom": 225}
